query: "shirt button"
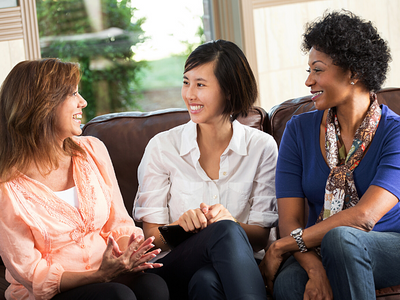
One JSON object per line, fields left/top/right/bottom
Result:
{"left": 213, "top": 195, "right": 217, "bottom": 199}
{"left": 85, "top": 265, "right": 91, "bottom": 270}
{"left": 223, "top": 172, "right": 227, "bottom": 176}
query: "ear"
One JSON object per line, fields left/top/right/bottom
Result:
{"left": 349, "top": 70, "right": 359, "bottom": 85}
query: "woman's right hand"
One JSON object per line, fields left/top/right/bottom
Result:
{"left": 178, "top": 207, "right": 208, "bottom": 232}
{"left": 96, "top": 235, "right": 162, "bottom": 282}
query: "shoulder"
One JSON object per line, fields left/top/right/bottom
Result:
{"left": 145, "top": 121, "right": 193, "bottom": 153}
{"left": 72, "top": 136, "right": 109, "bottom": 159}
{"left": 73, "top": 135, "right": 106, "bottom": 151}
{"left": 381, "top": 105, "right": 400, "bottom": 128}
{"left": 288, "top": 109, "right": 322, "bottom": 127}
{"left": 233, "top": 121, "right": 278, "bottom": 155}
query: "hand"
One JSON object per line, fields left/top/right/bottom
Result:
{"left": 259, "top": 242, "right": 284, "bottom": 295}
{"left": 178, "top": 207, "right": 208, "bottom": 232}
{"left": 200, "top": 203, "right": 234, "bottom": 225}
{"left": 97, "top": 235, "right": 162, "bottom": 282}
{"left": 303, "top": 269, "right": 333, "bottom": 300}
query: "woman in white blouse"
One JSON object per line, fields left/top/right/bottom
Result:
{"left": 134, "top": 40, "right": 278, "bottom": 300}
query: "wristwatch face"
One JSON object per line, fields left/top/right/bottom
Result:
{"left": 291, "top": 228, "right": 302, "bottom": 236}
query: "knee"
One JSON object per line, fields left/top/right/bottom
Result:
{"left": 273, "top": 271, "right": 305, "bottom": 300}
{"left": 188, "top": 266, "right": 223, "bottom": 299}
{"left": 321, "top": 226, "right": 364, "bottom": 260}
{"left": 210, "top": 220, "right": 246, "bottom": 240}
{"left": 97, "top": 283, "right": 136, "bottom": 300}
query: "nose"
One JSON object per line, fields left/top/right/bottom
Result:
{"left": 305, "top": 72, "right": 314, "bottom": 87}
{"left": 79, "top": 94, "right": 87, "bottom": 108}
{"left": 183, "top": 83, "right": 196, "bottom": 101}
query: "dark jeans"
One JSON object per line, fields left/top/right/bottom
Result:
{"left": 273, "top": 227, "right": 400, "bottom": 300}
{"left": 51, "top": 272, "right": 169, "bottom": 300}
{"left": 148, "top": 220, "right": 267, "bottom": 300}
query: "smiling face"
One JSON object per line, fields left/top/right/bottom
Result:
{"left": 181, "top": 61, "right": 227, "bottom": 125}
{"left": 54, "top": 86, "right": 87, "bottom": 141}
{"left": 305, "top": 47, "right": 354, "bottom": 111}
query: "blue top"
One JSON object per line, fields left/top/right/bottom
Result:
{"left": 276, "top": 104, "right": 400, "bottom": 232}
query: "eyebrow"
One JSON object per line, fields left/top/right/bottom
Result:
{"left": 183, "top": 75, "right": 207, "bottom": 82}
{"left": 311, "top": 60, "right": 327, "bottom": 66}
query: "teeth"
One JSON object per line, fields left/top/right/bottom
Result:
{"left": 190, "top": 105, "right": 203, "bottom": 110}
{"left": 314, "top": 91, "right": 323, "bottom": 96}
{"left": 73, "top": 114, "right": 82, "bottom": 119}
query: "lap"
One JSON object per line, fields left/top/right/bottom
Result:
{"left": 52, "top": 272, "right": 168, "bottom": 300}
{"left": 322, "top": 227, "right": 400, "bottom": 288}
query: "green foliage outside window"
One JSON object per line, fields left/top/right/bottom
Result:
{"left": 36, "top": 0, "right": 146, "bottom": 121}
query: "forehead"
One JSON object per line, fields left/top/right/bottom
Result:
{"left": 184, "top": 61, "right": 216, "bottom": 78}
{"left": 308, "top": 47, "right": 333, "bottom": 64}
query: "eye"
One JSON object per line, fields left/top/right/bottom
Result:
{"left": 306, "top": 68, "right": 311, "bottom": 73}
{"left": 197, "top": 83, "right": 204, "bottom": 87}
{"left": 183, "top": 80, "right": 189, "bottom": 85}
{"left": 72, "top": 91, "right": 78, "bottom": 96}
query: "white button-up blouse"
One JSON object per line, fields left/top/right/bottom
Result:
{"left": 134, "top": 120, "right": 278, "bottom": 258}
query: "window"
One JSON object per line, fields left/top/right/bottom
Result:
{"left": 36, "top": 0, "right": 205, "bottom": 121}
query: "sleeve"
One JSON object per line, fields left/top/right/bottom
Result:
{"left": 247, "top": 134, "right": 279, "bottom": 227}
{"left": 0, "top": 186, "right": 64, "bottom": 300}
{"left": 371, "top": 121, "right": 400, "bottom": 201}
{"left": 134, "top": 135, "right": 171, "bottom": 224}
{"left": 78, "top": 136, "right": 142, "bottom": 242}
{"left": 275, "top": 117, "right": 306, "bottom": 199}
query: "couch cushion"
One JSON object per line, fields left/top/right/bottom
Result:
{"left": 82, "top": 106, "right": 268, "bottom": 218}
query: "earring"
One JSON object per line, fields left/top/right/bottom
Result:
{"left": 351, "top": 81, "right": 355, "bottom": 85}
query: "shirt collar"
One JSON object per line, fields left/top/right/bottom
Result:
{"left": 180, "top": 120, "right": 198, "bottom": 156}
{"left": 227, "top": 120, "right": 247, "bottom": 156}
{"left": 179, "top": 119, "right": 248, "bottom": 157}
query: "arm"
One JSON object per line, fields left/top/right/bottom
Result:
{"left": 244, "top": 133, "right": 278, "bottom": 252}
{"left": 276, "top": 185, "right": 398, "bottom": 254}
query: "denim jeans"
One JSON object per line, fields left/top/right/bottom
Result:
{"left": 273, "top": 227, "right": 400, "bottom": 300}
{"left": 148, "top": 220, "right": 267, "bottom": 300}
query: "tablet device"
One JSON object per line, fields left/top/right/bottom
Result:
{"left": 158, "top": 225, "right": 196, "bottom": 249}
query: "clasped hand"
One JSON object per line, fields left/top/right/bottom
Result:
{"left": 178, "top": 202, "right": 235, "bottom": 232}
{"left": 97, "top": 233, "right": 162, "bottom": 282}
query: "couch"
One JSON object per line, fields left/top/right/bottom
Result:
{"left": 0, "top": 88, "right": 399, "bottom": 299}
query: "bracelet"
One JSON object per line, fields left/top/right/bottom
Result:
{"left": 233, "top": 217, "right": 240, "bottom": 225}
{"left": 159, "top": 231, "right": 167, "bottom": 245}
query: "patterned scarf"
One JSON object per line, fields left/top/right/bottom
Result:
{"left": 316, "top": 95, "right": 381, "bottom": 223}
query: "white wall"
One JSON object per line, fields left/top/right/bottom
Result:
{"left": 253, "top": 0, "right": 400, "bottom": 110}
{"left": 0, "top": 39, "right": 25, "bottom": 84}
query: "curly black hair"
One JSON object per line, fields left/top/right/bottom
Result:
{"left": 302, "top": 10, "right": 391, "bottom": 92}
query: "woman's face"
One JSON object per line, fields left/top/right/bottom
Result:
{"left": 54, "top": 85, "right": 87, "bottom": 141}
{"left": 181, "top": 61, "right": 226, "bottom": 126}
{"left": 305, "top": 47, "right": 353, "bottom": 111}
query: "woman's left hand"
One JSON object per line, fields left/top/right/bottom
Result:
{"left": 200, "top": 203, "right": 235, "bottom": 224}
{"left": 259, "top": 242, "right": 284, "bottom": 295}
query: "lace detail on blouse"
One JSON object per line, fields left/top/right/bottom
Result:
{"left": 7, "top": 149, "right": 113, "bottom": 262}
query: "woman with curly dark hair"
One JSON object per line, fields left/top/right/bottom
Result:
{"left": 259, "top": 10, "right": 400, "bottom": 300}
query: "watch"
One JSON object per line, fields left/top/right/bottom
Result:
{"left": 290, "top": 227, "right": 308, "bottom": 253}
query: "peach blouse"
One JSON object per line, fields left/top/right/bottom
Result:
{"left": 0, "top": 136, "right": 142, "bottom": 300}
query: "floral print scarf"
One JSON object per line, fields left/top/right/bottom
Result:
{"left": 317, "top": 95, "right": 381, "bottom": 223}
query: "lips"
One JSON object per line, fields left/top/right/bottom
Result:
{"left": 189, "top": 105, "right": 204, "bottom": 113}
{"left": 73, "top": 113, "right": 82, "bottom": 122}
{"left": 311, "top": 91, "right": 323, "bottom": 101}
